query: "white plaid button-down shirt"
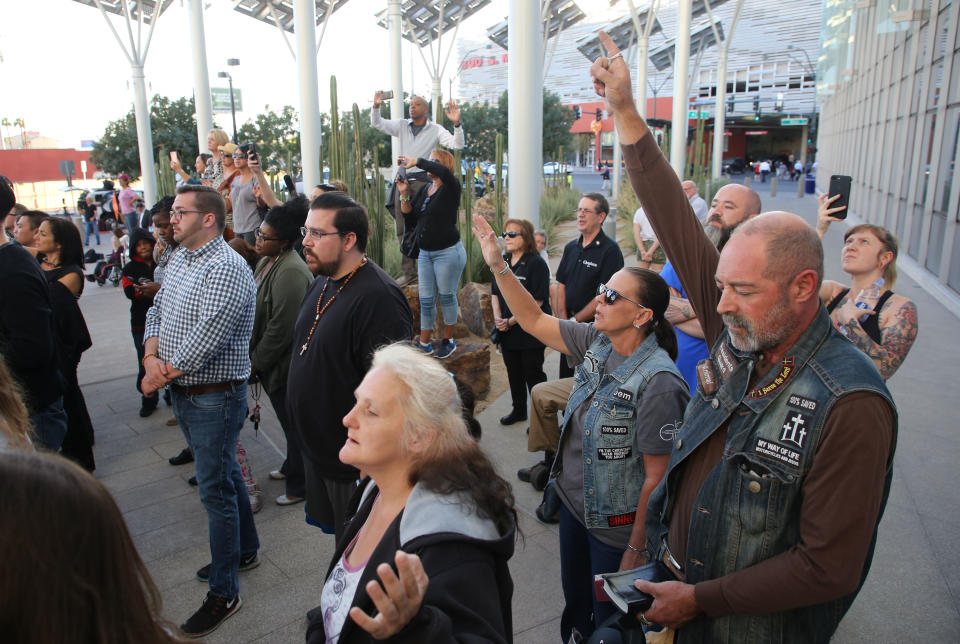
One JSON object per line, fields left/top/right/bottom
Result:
{"left": 144, "top": 235, "right": 255, "bottom": 386}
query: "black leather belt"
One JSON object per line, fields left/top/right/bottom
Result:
{"left": 170, "top": 379, "right": 244, "bottom": 396}
{"left": 661, "top": 537, "right": 686, "bottom": 581}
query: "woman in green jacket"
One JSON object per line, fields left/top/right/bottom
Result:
{"left": 251, "top": 197, "right": 314, "bottom": 506}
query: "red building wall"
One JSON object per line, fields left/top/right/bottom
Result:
{"left": 0, "top": 149, "right": 98, "bottom": 183}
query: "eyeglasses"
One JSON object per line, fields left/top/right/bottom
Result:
{"left": 300, "top": 226, "right": 347, "bottom": 241}
{"left": 576, "top": 207, "right": 598, "bottom": 216}
{"left": 255, "top": 226, "right": 283, "bottom": 242}
{"left": 169, "top": 208, "right": 206, "bottom": 220}
{"left": 501, "top": 231, "right": 521, "bottom": 239}
{"left": 597, "top": 283, "right": 647, "bottom": 309}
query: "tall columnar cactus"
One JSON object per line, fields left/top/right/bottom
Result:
{"left": 155, "top": 146, "right": 176, "bottom": 198}
{"left": 494, "top": 132, "right": 505, "bottom": 231}
{"left": 329, "top": 76, "right": 343, "bottom": 180}
{"left": 351, "top": 104, "right": 364, "bottom": 199}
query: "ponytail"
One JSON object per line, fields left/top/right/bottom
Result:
{"left": 624, "top": 266, "right": 678, "bottom": 361}
{"left": 652, "top": 315, "right": 678, "bottom": 361}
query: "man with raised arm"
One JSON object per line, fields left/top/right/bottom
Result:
{"left": 588, "top": 32, "right": 897, "bottom": 643}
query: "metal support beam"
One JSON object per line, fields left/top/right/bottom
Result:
{"left": 705, "top": 0, "right": 744, "bottom": 181}
{"left": 131, "top": 63, "right": 157, "bottom": 204}
{"left": 508, "top": 0, "right": 542, "bottom": 228}
{"left": 670, "top": 0, "right": 691, "bottom": 177}
{"left": 294, "top": 0, "right": 322, "bottom": 192}
{"left": 188, "top": 0, "right": 213, "bottom": 151}
{"left": 389, "top": 0, "right": 403, "bottom": 172}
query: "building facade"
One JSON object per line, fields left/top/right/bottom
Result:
{"left": 816, "top": 0, "right": 960, "bottom": 301}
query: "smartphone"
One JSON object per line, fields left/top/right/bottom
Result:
{"left": 170, "top": 150, "right": 179, "bottom": 164}
{"left": 247, "top": 142, "right": 258, "bottom": 162}
{"left": 396, "top": 167, "right": 407, "bottom": 183}
{"left": 380, "top": 90, "right": 394, "bottom": 100}
{"left": 828, "top": 175, "right": 852, "bottom": 219}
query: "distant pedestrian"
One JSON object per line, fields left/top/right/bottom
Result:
{"left": 118, "top": 173, "right": 139, "bottom": 233}
{"left": 83, "top": 194, "right": 100, "bottom": 246}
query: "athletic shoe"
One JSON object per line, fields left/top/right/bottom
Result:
{"left": 276, "top": 494, "right": 305, "bottom": 505}
{"left": 248, "top": 486, "right": 263, "bottom": 514}
{"left": 196, "top": 551, "right": 260, "bottom": 582}
{"left": 268, "top": 470, "right": 286, "bottom": 480}
{"left": 436, "top": 338, "right": 457, "bottom": 359}
{"left": 169, "top": 448, "right": 193, "bottom": 466}
{"left": 179, "top": 592, "right": 242, "bottom": 638}
{"left": 417, "top": 341, "right": 434, "bottom": 355}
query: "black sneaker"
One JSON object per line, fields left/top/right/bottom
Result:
{"left": 196, "top": 551, "right": 260, "bottom": 582}
{"left": 169, "top": 448, "right": 194, "bottom": 466}
{"left": 179, "top": 592, "right": 242, "bottom": 638}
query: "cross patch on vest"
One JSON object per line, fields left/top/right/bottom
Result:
{"left": 597, "top": 446, "right": 632, "bottom": 460}
{"left": 747, "top": 356, "right": 796, "bottom": 399}
{"left": 779, "top": 411, "right": 810, "bottom": 448}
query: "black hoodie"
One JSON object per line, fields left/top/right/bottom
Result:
{"left": 121, "top": 229, "right": 156, "bottom": 330}
{"left": 307, "top": 478, "right": 516, "bottom": 644}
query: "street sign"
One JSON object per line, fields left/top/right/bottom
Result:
{"left": 212, "top": 87, "right": 243, "bottom": 113}
{"left": 688, "top": 110, "right": 710, "bottom": 119}
{"left": 781, "top": 117, "right": 809, "bottom": 126}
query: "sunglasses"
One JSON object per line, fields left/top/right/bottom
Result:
{"left": 501, "top": 231, "right": 521, "bottom": 238}
{"left": 597, "top": 283, "right": 647, "bottom": 308}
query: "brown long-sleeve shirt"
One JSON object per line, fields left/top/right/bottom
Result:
{"left": 621, "top": 133, "right": 895, "bottom": 617}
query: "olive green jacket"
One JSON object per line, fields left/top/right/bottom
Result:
{"left": 250, "top": 249, "right": 314, "bottom": 395}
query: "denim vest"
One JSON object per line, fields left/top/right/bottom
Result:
{"left": 552, "top": 332, "right": 682, "bottom": 529}
{"left": 647, "top": 308, "right": 897, "bottom": 643}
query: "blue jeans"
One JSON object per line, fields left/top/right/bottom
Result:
{"left": 172, "top": 383, "right": 260, "bottom": 598}
{"left": 84, "top": 219, "right": 100, "bottom": 245}
{"left": 559, "top": 503, "right": 624, "bottom": 642}
{"left": 123, "top": 212, "right": 139, "bottom": 233}
{"left": 418, "top": 241, "right": 466, "bottom": 331}
{"left": 30, "top": 396, "right": 68, "bottom": 450}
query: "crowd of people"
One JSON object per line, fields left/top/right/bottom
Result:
{"left": 0, "top": 34, "right": 924, "bottom": 644}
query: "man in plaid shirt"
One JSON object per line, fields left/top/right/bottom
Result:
{"left": 142, "top": 185, "right": 259, "bottom": 638}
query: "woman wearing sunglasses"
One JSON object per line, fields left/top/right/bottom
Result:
{"left": 473, "top": 213, "right": 690, "bottom": 642}
{"left": 491, "top": 218, "right": 551, "bottom": 425}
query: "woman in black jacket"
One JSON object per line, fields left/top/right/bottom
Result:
{"left": 491, "top": 218, "right": 551, "bottom": 426}
{"left": 306, "top": 343, "right": 517, "bottom": 644}
{"left": 396, "top": 150, "right": 465, "bottom": 360}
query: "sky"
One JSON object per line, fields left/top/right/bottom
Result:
{"left": 0, "top": 0, "right": 617, "bottom": 148}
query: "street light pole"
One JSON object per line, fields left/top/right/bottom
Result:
{"left": 218, "top": 70, "right": 238, "bottom": 143}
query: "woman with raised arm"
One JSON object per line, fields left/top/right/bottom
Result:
{"left": 473, "top": 213, "right": 689, "bottom": 642}
{"left": 305, "top": 343, "right": 516, "bottom": 644}
{"left": 817, "top": 193, "right": 919, "bottom": 379}
{"left": 396, "top": 149, "right": 466, "bottom": 360}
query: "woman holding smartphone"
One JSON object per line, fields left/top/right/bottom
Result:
{"left": 817, "top": 193, "right": 918, "bottom": 379}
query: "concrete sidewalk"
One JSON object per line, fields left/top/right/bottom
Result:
{"left": 75, "top": 187, "right": 960, "bottom": 642}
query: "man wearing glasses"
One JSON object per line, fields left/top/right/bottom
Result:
{"left": 286, "top": 191, "right": 413, "bottom": 547}
{"left": 142, "top": 185, "right": 259, "bottom": 638}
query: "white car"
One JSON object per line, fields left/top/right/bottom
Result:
{"left": 543, "top": 162, "right": 569, "bottom": 175}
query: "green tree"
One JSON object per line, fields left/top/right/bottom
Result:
{"left": 237, "top": 105, "right": 302, "bottom": 175}
{"left": 91, "top": 96, "right": 202, "bottom": 178}
{"left": 458, "top": 100, "right": 501, "bottom": 163}
{"left": 496, "top": 89, "right": 574, "bottom": 159}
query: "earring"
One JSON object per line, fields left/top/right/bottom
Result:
{"left": 633, "top": 323, "right": 642, "bottom": 329}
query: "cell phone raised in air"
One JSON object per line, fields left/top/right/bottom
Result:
{"left": 396, "top": 167, "right": 407, "bottom": 183}
{"left": 246, "top": 142, "right": 259, "bottom": 163}
{"left": 380, "top": 90, "right": 394, "bottom": 100}
{"left": 828, "top": 175, "right": 852, "bottom": 219}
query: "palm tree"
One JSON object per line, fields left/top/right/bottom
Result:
{"left": 0, "top": 118, "right": 9, "bottom": 150}
{"left": 13, "top": 118, "right": 25, "bottom": 149}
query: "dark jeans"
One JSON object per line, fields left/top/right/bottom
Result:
{"left": 132, "top": 330, "right": 158, "bottom": 408}
{"left": 30, "top": 396, "right": 68, "bottom": 450}
{"left": 267, "top": 385, "right": 304, "bottom": 498}
{"left": 172, "top": 383, "right": 259, "bottom": 598}
{"left": 559, "top": 503, "right": 624, "bottom": 642}
{"left": 123, "top": 211, "right": 139, "bottom": 233}
{"left": 502, "top": 347, "right": 546, "bottom": 416}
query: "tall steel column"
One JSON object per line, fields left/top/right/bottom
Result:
{"left": 188, "top": 0, "right": 213, "bottom": 150}
{"left": 294, "top": 0, "right": 321, "bottom": 191}
{"left": 508, "top": 0, "right": 542, "bottom": 228}
{"left": 388, "top": 0, "right": 403, "bottom": 171}
{"left": 131, "top": 63, "right": 157, "bottom": 204}
{"left": 670, "top": 0, "right": 691, "bottom": 177}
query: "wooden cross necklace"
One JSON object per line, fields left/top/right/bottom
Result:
{"left": 299, "top": 257, "right": 367, "bottom": 356}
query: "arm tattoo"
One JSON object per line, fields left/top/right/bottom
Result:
{"left": 842, "top": 300, "right": 919, "bottom": 380}
{"left": 666, "top": 295, "right": 696, "bottom": 324}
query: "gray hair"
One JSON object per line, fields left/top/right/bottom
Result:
{"left": 736, "top": 213, "right": 824, "bottom": 289}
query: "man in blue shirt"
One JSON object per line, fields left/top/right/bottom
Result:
{"left": 143, "top": 185, "right": 258, "bottom": 638}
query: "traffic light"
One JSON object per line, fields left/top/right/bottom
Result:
{"left": 573, "top": 105, "right": 581, "bottom": 119}
{"left": 727, "top": 97, "right": 734, "bottom": 115}
{"left": 595, "top": 108, "right": 602, "bottom": 121}
{"left": 752, "top": 95, "right": 760, "bottom": 113}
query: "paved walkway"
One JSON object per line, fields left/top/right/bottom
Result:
{"left": 76, "top": 187, "right": 959, "bottom": 642}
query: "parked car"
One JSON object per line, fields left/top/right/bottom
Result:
{"left": 543, "top": 161, "right": 569, "bottom": 175}
{"left": 722, "top": 157, "right": 747, "bottom": 175}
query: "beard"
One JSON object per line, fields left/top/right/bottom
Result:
{"left": 305, "top": 246, "right": 341, "bottom": 277}
{"left": 704, "top": 215, "right": 738, "bottom": 251}
{"left": 722, "top": 293, "right": 796, "bottom": 353}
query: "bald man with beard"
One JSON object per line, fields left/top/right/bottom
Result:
{"left": 589, "top": 32, "right": 897, "bottom": 644}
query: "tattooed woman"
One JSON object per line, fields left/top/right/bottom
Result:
{"left": 817, "top": 193, "right": 918, "bottom": 380}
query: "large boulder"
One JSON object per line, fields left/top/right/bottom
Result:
{"left": 458, "top": 282, "right": 494, "bottom": 338}
{"left": 444, "top": 341, "right": 490, "bottom": 398}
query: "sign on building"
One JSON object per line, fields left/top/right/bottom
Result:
{"left": 211, "top": 88, "right": 243, "bottom": 113}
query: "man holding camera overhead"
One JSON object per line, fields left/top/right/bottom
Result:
{"left": 371, "top": 92, "right": 464, "bottom": 285}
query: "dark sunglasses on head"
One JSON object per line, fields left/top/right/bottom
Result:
{"left": 501, "top": 231, "right": 521, "bottom": 238}
{"left": 597, "top": 283, "right": 647, "bottom": 308}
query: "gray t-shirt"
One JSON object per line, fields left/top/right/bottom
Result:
{"left": 554, "top": 320, "right": 687, "bottom": 547}
{"left": 230, "top": 175, "right": 261, "bottom": 234}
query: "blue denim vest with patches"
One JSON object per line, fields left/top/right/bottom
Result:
{"left": 646, "top": 308, "right": 897, "bottom": 644}
{"left": 551, "top": 332, "right": 682, "bottom": 530}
